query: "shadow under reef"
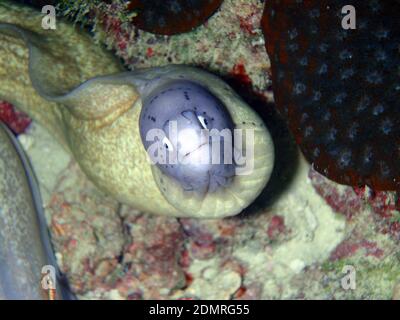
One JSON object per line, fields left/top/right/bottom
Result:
{"left": 221, "top": 73, "right": 300, "bottom": 219}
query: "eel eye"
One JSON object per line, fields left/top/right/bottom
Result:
{"left": 162, "top": 136, "right": 174, "bottom": 151}
{"left": 197, "top": 115, "right": 209, "bottom": 129}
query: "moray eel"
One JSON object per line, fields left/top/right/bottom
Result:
{"left": 0, "top": 122, "right": 71, "bottom": 299}
{"left": 0, "top": 0, "right": 274, "bottom": 219}
{"left": 262, "top": 0, "right": 400, "bottom": 190}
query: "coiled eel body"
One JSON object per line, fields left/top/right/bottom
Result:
{"left": 0, "top": 122, "right": 70, "bottom": 299}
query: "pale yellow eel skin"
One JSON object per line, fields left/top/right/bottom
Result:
{"left": 0, "top": 1, "right": 274, "bottom": 219}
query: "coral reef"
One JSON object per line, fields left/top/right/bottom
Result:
{"left": 1, "top": 0, "right": 400, "bottom": 299}
{"left": 19, "top": 122, "right": 348, "bottom": 299}
{"left": 58, "top": 0, "right": 272, "bottom": 100}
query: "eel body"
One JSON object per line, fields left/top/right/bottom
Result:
{"left": 0, "top": 122, "right": 70, "bottom": 299}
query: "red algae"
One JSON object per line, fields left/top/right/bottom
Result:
{"left": 230, "top": 63, "right": 253, "bottom": 86}
{"left": 267, "top": 215, "right": 286, "bottom": 240}
{"left": 330, "top": 239, "right": 384, "bottom": 261}
{"left": 0, "top": 101, "right": 31, "bottom": 134}
{"left": 309, "top": 168, "right": 365, "bottom": 220}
